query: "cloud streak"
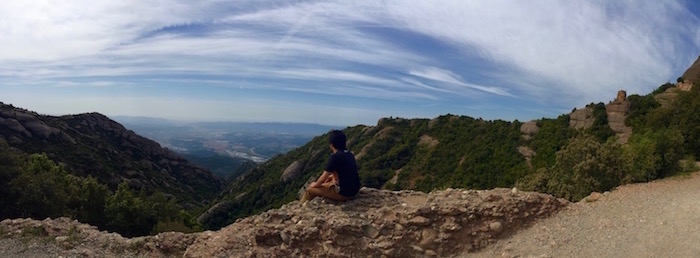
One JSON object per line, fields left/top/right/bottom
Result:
{"left": 0, "top": 1, "right": 698, "bottom": 124}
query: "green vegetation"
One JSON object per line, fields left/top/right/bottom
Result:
{"left": 587, "top": 102, "right": 615, "bottom": 142}
{"left": 0, "top": 142, "right": 202, "bottom": 237}
{"left": 517, "top": 82, "right": 700, "bottom": 199}
{"left": 202, "top": 82, "right": 700, "bottom": 230}
{"left": 3, "top": 81, "right": 700, "bottom": 235}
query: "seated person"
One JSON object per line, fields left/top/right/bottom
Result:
{"left": 301, "top": 130, "right": 361, "bottom": 202}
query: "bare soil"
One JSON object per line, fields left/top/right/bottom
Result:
{"left": 465, "top": 171, "right": 700, "bottom": 258}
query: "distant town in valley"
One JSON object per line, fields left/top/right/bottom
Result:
{"left": 114, "top": 116, "right": 337, "bottom": 177}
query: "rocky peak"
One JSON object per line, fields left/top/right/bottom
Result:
{"left": 0, "top": 187, "right": 568, "bottom": 257}
{"left": 605, "top": 90, "right": 632, "bottom": 143}
{"left": 566, "top": 90, "right": 632, "bottom": 143}
{"left": 0, "top": 103, "right": 64, "bottom": 142}
{"left": 681, "top": 55, "right": 700, "bottom": 84}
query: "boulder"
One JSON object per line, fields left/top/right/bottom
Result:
{"left": 281, "top": 160, "right": 304, "bottom": 183}
{"left": 418, "top": 134, "right": 439, "bottom": 148}
{"left": 520, "top": 121, "right": 539, "bottom": 136}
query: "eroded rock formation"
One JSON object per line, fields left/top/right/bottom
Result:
{"left": 606, "top": 90, "right": 632, "bottom": 144}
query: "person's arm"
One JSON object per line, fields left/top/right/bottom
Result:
{"left": 309, "top": 171, "right": 333, "bottom": 188}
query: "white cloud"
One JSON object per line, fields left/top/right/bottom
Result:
{"left": 0, "top": 0, "right": 217, "bottom": 61}
{"left": 385, "top": 0, "right": 700, "bottom": 103}
{"left": 1, "top": 0, "right": 699, "bottom": 124}
{"left": 408, "top": 67, "right": 513, "bottom": 97}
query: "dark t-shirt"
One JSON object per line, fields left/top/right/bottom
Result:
{"left": 325, "top": 150, "right": 361, "bottom": 197}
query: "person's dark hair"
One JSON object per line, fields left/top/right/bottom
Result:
{"left": 328, "top": 130, "right": 347, "bottom": 150}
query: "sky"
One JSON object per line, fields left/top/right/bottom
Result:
{"left": 1, "top": 1, "right": 700, "bottom": 126}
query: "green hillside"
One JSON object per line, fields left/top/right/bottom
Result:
{"left": 201, "top": 82, "right": 700, "bottom": 230}
{"left": 0, "top": 106, "right": 222, "bottom": 237}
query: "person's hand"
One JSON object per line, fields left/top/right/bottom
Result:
{"left": 309, "top": 181, "right": 320, "bottom": 188}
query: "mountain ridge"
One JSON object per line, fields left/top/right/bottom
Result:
{"left": 0, "top": 103, "right": 222, "bottom": 207}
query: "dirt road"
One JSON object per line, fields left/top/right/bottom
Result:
{"left": 466, "top": 171, "right": 700, "bottom": 258}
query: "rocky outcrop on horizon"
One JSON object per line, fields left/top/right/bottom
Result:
{"left": 681, "top": 55, "right": 700, "bottom": 84}
{"left": 605, "top": 90, "right": 632, "bottom": 144}
{"left": 566, "top": 90, "right": 632, "bottom": 143}
{"left": 0, "top": 187, "right": 568, "bottom": 258}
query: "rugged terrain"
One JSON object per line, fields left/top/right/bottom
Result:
{"left": 3, "top": 170, "right": 699, "bottom": 257}
{"left": 0, "top": 187, "right": 567, "bottom": 257}
{"left": 0, "top": 103, "right": 222, "bottom": 206}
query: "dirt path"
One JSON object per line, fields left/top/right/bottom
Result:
{"left": 465, "top": 171, "right": 700, "bottom": 258}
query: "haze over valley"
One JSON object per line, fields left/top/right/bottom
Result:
{"left": 115, "top": 116, "right": 336, "bottom": 177}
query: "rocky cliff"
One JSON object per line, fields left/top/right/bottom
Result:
{"left": 565, "top": 90, "right": 631, "bottom": 143}
{"left": 0, "top": 187, "right": 568, "bottom": 258}
{"left": 0, "top": 102, "right": 222, "bottom": 207}
{"left": 681, "top": 55, "right": 700, "bottom": 84}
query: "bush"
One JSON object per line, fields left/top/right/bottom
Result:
{"left": 545, "top": 135, "right": 627, "bottom": 201}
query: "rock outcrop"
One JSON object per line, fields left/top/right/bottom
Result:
{"left": 568, "top": 90, "right": 632, "bottom": 143}
{"left": 606, "top": 90, "right": 632, "bottom": 144}
{"left": 1, "top": 188, "right": 568, "bottom": 258}
{"left": 569, "top": 107, "right": 594, "bottom": 129}
{"left": 281, "top": 160, "right": 304, "bottom": 182}
{"left": 681, "top": 55, "right": 700, "bottom": 84}
{"left": 655, "top": 87, "right": 681, "bottom": 107}
{"left": 418, "top": 134, "right": 439, "bottom": 148}
{"left": 519, "top": 121, "right": 539, "bottom": 141}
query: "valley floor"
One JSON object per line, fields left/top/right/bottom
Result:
{"left": 467, "top": 169, "right": 700, "bottom": 258}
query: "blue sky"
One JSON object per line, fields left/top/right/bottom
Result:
{"left": 1, "top": 1, "right": 699, "bottom": 126}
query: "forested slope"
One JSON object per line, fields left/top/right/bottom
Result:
{"left": 0, "top": 105, "right": 223, "bottom": 236}
{"left": 203, "top": 81, "right": 700, "bottom": 230}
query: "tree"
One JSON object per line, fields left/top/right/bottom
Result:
{"left": 11, "top": 153, "right": 71, "bottom": 219}
{"left": 546, "top": 135, "right": 627, "bottom": 201}
{"left": 0, "top": 139, "right": 22, "bottom": 218}
{"left": 623, "top": 135, "right": 659, "bottom": 183}
{"left": 104, "top": 182, "right": 156, "bottom": 237}
{"left": 72, "top": 176, "right": 109, "bottom": 227}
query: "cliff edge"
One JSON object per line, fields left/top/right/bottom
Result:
{"left": 0, "top": 187, "right": 567, "bottom": 257}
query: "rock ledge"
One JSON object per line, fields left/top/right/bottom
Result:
{"left": 1, "top": 187, "right": 568, "bottom": 258}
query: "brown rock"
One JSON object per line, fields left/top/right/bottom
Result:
{"left": 408, "top": 216, "right": 432, "bottom": 226}
{"left": 418, "top": 134, "right": 439, "bottom": 148}
{"left": 420, "top": 228, "right": 438, "bottom": 247}
{"left": 520, "top": 121, "right": 539, "bottom": 136}
{"left": 489, "top": 221, "right": 504, "bottom": 233}
{"left": 362, "top": 225, "right": 380, "bottom": 239}
{"left": 569, "top": 107, "right": 594, "bottom": 129}
{"left": 281, "top": 160, "right": 304, "bottom": 183}
{"left": 681, "top": 55, "right": 700, "bottom": 84}
{"left": 0, "top": 187, "right": 571, "bottom": 258}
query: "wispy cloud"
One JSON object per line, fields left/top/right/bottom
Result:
{"left": 408, "top": 67, "right": 513, "bottom": 97}
{"left": 0, "top": 1, "right": 698, "bottom": 124}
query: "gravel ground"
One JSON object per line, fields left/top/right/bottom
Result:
{"left": 465, "top": 170, "right": 700, "bottom": 258}
{"left": 0, "top": 238, "right": 64, "bottom": 258}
